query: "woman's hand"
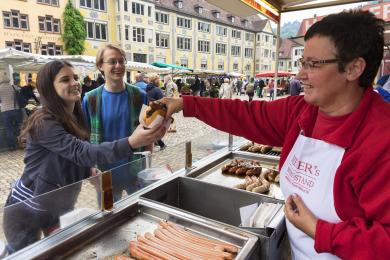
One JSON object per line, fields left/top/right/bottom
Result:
{"left": 284, "top": 193, "right": 318, "bottom": 239}
{"left": 128, "top": 124, "right": 166, "bottom": 149}
{"left": 158, "top": 97, "right": 184, "bottom": 119}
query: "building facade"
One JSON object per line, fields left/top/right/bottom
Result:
{"left": 1, "top": 0, "right": 278, "bottom": 78}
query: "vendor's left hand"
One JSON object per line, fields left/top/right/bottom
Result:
{"left": 284, "top": 193, "right": 317, "bottom": 239}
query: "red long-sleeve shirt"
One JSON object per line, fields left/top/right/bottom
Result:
{"left": 183, "top": 89, "right": 390, "bottom": 259}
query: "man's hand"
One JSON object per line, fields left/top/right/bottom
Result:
{"left": 158, "top": 97, "right": 184, "bottom": 119}
{"left": 284, "top": 193, "right": 318, "bottom": 238}
{"left": 128, "top": 124, "right": 166, "bottom": 149}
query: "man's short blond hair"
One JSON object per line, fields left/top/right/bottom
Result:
{"left": 96, "top": 44, "right": 126, "bottom": 73}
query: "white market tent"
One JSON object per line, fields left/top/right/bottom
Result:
{"left": 0, "top": 48, "right": 169, "bottom": 78}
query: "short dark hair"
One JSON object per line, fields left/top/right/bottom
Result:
{"left": 305, "top": 10, "right": 384, "bottom": 88}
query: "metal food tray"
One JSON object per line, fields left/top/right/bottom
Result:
{"left": 12, "top": 199, "right": 258, "bottom": 260}
{"left": 186, "top": 152, "right": 284, "bottom": 200}
{"left": 141, "top": 177, "right": 286, "bottom": 260}
{"left": 236, "top": 143, "right": 282, "bottom": 162}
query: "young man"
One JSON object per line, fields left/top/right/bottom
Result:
{"left": 82, "top": 44, "right": 151, "bottom": 201}
{"left": 161, "top": 11, "right": 390, "bottom": 259}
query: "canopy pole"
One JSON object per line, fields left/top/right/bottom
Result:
{"left": 273, "top": 22, "right": 281, "bottom": 100}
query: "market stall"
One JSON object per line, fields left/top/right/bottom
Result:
{"left": 1, "top": 132, "right": 287, "bottom": 260}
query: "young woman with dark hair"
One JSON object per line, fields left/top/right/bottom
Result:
{"left": 3, "top": 60, "right": 166, "bottom": 254}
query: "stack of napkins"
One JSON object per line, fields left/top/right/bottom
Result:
{"left": 240, "top": 202, "right": 284, "bottom": 229}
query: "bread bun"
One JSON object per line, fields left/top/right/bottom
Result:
{"left": 143, "top": 102, "right": 167, "bottom": 127}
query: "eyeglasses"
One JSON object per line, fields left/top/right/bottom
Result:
{"left": 102, "top": 59, "right": 126, "bottom": 66}
{"left": 298, "top": 58, "right": 340, "bottom": 72}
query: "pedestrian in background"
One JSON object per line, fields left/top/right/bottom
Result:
{"left": 246, "top": 78, "right": 255, "bottom": 101}
{"left": 134, "top": 72, "right": 148, "bottom": 92}
{"left": 81, "top": 76, "right": 95, "bottom": 99}
{"left": 0, "top": 72, "right": 24, "bottom": 150}
{"left": 289, "top": 77, "right": 302, "bottom": 96}
{"left": 219, "top": 78, "right": 234, "bottom": 99}
{"left": 146, "top": 74, "right": 166, "bottom": 150}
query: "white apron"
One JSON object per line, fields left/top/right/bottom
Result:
{"left": 280, "top": 134, "right": 344, "bottom": 260}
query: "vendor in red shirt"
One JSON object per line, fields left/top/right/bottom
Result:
{"left": 160, "top": 10, "right": 390, "bottom": 260}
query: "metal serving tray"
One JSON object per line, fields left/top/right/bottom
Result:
{"left": 236, "top": 143, "right": 281, "bottom": 162}
{"left": 10, "top": 199, "right": 258, "bottom": 260}
{"left": 186, "top": 152, "right": 283, "bottom": 200}
{"left": 141, "top": 177, "right": 287, "bottom": 260}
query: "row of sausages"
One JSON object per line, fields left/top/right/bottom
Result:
{"left": 221, "top": 159, "right": 263, "bottom": 176}
{"left": 126, "top": 221, "right": 238, "bottom": 260}
{"left": 239, "top": 143, "right": 282, "bottom": 154}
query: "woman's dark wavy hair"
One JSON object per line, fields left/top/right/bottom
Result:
{"left": 19, "top": 60, "right": 89, "bottom": 143}
{"left": 304, "top": 10, "right": 384, "bottom": 88}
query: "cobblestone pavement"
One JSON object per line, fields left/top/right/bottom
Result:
{"left": 0, "top": 93, "right": 280, "bottom": 244}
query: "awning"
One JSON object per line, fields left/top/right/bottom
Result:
{"left": 205, "top": 0, "right": 366, "bottom": 22}
{"left": 151, "top": 62, "right": 193, "bottom": 71}
{"left": 256, "top": 71, "right": 295, "bottom": 77}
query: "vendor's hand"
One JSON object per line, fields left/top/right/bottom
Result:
{"left": 128, "top": 124, "right": 166, "bottom": 149}
{"left": 284, "top": 193, "right": 317, "bottom": 239}
{"left": 158, "top": 97, "right": 183, "bottom": 119}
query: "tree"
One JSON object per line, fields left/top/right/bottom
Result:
{"left": 62, "top": 0, "right": 86, "bottom": 55}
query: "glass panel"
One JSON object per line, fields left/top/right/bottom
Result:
{"left": 109, "top": 155, "right": 175, "bottom": 203}
{"left": 0, "top": 175, "right": 100, "bottom": 256}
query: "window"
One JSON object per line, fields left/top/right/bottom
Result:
{"left": 233, "top": 63, "right": 238, "bottom": 71}
{"left": 180, "top": 59, "right": 188, "bottom": 67}
{"left": 264, "top": 49, "right": 269, "bottom": 58}
{"left": 231, "top": 29, "right": 241, "bottom": 39}
{"left": 177, "top": 17, "right": 191, "bottom": 29}
{"left": 177, "top": 36, "right": 191, "bottom": 51}
{"left": 156, "top": 33, "right": 169, "bottom": 48}
{"left": 195, "top": 6, "right": 203, "bottom": 14}
{"left": 198, "top": 22, "right": 210, "bottom": 33}
{"left": 174, "top": 0, "right": 183, "bottom": 9}
{"left": 85, "top": 21, "right": 107, "bottom": 40}
{"left": 37, "top": 0, "right": 59, "bottom": 6}
{"left": 245, "top": 33, "right": 253, "bottom": 41}
{"left": 201, "top": 60, "right": 207, "bottom": 69}
{"left": 124, "top": 0, "right": 128, "bottom": 11}
{"left": 244, "top": 48, "right": 253, "bottom": 58}
{"left": 215, "top": 43, "right": 226, "bottom": 55}
{"left": 6, "top": 40, "right": 31, "bottom": 52}
{"left": 155, "top": 11, "right": 168, "bottom": 24}
{"left": 38, "top": 16, "right": 60, "bottom": 33}
{"left": 148, "top": 6, "right": 152, "bottom": 17}
{"left": 80, "top": 0, "right": 106, "bottom": 11}
{"left": 198, "top": 40, "right": 210, "bottom": 53}
{"left": 216, "top": 25, "right": 227, "bottom": 36}
{"left": 245, "top": 64, "right": 251, "bottom": 72}
{"left": 132, "top": 27, "right": 145, "bottom": 42}
{"left": 228, "top": 15, "right": 235, "bottom": 23}
{"left": 263, "top": 35, "right": 270, "bottom": 42}
{"left": 133, "top": 53, "right": 147, "bottom": 63}
{"left": 125, "top": 25, "right": 129, "bottom": 40}
{"left": 41, "top": 42, "right": 62, "bottom": 55}
{"left": 212, "top": 11, "right": 220, "bottom": 19}
{"left": 132, "top": 2, "right": 144, "bottom": 15}
{"left": 231, "top": 46, "right": 241, "bottom": 56}
{"left": 3, "top": 11, "right": 29, "bottom": 30}
{"left": 218, "top": 62, "right": 224, "bottom": 71}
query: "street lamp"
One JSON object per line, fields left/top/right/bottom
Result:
{"left": 34, "top": 36, "right": 42, "bottom": 54}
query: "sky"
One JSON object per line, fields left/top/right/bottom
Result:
{"left": 279, "top": 1, "right": 373, "bottom": 25}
